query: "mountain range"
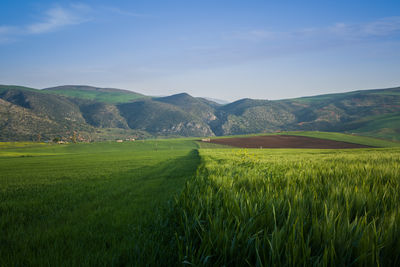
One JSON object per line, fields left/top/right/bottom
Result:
{"left": 1, "top": 84, "right": 399, "bottom": 141}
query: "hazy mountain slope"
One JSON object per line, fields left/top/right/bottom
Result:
{"left": 280, "top": 87, "right": 400, "bottom": 133}
{"left": 340, "top": 113, "right": 400, "bottom": 141}
{"left": 118, "top": 99, "right": 214, "bottom": 136}
{"left": 204, "top": 97, "right": 230, "bottom": 105}
{"left": 43, "top": 85, "right": 146, "bottom": 103}
{"left": 0, "top": 98, "right": 57, "bottom": 140}
{"left": 197, "top": 97, "right": 223, "bottom": 108}
{"left": 213, "top": 99, "right": 296, "bottom": 135}
{"left": 0, "top": 97, "right": 94, "bottom": 141}
{"left": 154, "top": 93, "right": 218, "bottom": 123}
{"left": 78, "top": 102, "right": 129, "bottom": 129}
{"left": 0, "top": 85, "right": 38, "bottom": 93}
{"left": 0, "top": 88, "right": 86, "bottom": 124}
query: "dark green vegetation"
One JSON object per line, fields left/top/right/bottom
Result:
{"left": 1, "top": 84, "right": 399, "bottom": 141}
{"left": 0, "top": 140, "right": 199, "bottom": 266}
{"left": 1, "top": 137, "right": 400, "bottom": 266}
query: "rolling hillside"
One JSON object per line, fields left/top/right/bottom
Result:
{"left": 0, "top": 84, "right": 399, "bottom": 141}
{"left": 154, "top": 93, "right": 219, "bottom": 123}
{"left": 118, "top": 99, "right": 214, "bottom": 136}
{"left": 43, "top": 85, "right": 146, "bottom": 103}
{"left": 280, "top": 87, "right": 400, "bottom": 140}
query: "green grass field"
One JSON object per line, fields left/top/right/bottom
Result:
{"left": 1, "top": 134, "right": 400, "bottom": 266}
{"left": 170, "top": 147, "right": 400, "bottom": 266}
{"left": 280, "top": 131, "right": 400, "bottom": 147}
{"left": 0, "top": 140, "right": 199, "bottom": 266}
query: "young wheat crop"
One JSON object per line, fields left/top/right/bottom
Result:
{"left": 169, "top": 148, "right": 400, "bottom": 266}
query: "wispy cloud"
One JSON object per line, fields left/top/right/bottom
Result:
{"left": 0, "top": 3, "right": 150, "bottom": 44}
{"left": 225, "top": 29, "right": 288, "bottom": 41}
{"left": 101, "top": 6, "right": 150, "bottom": 18}
{"left": 0, "top": 26, "right": 13, "bottom": 34}
{"left": 0, "top": 26, "right": 19, "bottom": 43}
{"left": 0, "top": 3, "right": 92, "bottom": 43}
{"left": 26, "top": 5, "right": 91, "bottom": 34}
{"left": 330, "top": 17, "right": 400, "bottom": 38}
{"left": 182, "top": 17, "right": 400, "bottom": 68}
{"left": 227, "top": 17, "right": 400, "bottom": 42}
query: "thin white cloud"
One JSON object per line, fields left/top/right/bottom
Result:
{"left": 27, "top": 5, "right": 91, "bottom": 34}
{"left": 70, "top": 3, "right": 93, "bottom": 12}
{"left": 184, "top": 16, "right": 400, "bottom": 68}
{"left": 0, "top": 36, "right": 10, "bottom": 44}
{"left": 328, "top": 18, "right": 400, "bottom": 40}
{"left": 102, "top": 6, "right": 149, "bottom": 18}
{"left": 0, "top": 26, "right": 12, "bottom": 34}
{"left": 0, "top": 3, "right": 92, "bottom": 43}
{"left": 228, "top": 16, "right": 400, "bottom": 42}
{"left": 353, "top": 17, "right": 400, "bottom": 37}
{"left": 0, "top": 26, "right": 19, "bottom": 43}
{"left": 0, "top": 3, "right": 149, "bottom": 44}
{"left": 225, "top": 29, "right": 283, "bottom": 41}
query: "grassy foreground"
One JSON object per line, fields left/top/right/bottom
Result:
{"left": 168, "top": 148, "right": 400, "bottom": 266}
{"left": 0, "top": 140, "right": 199, "bottom": 266}
{"left": 1, "top": 137, "right": 400, "bottom": 266}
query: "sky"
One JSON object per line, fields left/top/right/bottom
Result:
{"left": 1, "top": 0, "right": 400, "bottom": 101}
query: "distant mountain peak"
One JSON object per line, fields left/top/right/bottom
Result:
{"left": 173, "top": 92, "right": 191, "bottom": 97}
{"left": 158, "top": 92, "right": 193, "bottom": 99}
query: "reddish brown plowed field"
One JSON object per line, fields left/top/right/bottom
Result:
{"left": 208, "top": 135, "right": 372, "bottom": 149}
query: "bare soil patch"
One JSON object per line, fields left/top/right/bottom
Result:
{"left": 208, "top": 135, "right": 372, "bottom": 149}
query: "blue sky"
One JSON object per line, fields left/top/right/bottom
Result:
{"left": 1, "top": 0, "right": 400, "bottom": 101}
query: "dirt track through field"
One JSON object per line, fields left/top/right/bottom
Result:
{"left": 208, "top": 135, "right": 372, "bottom": 149}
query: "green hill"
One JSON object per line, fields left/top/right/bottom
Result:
{"left": 0, "top": 85, "right": 38, "bottom": 93}
{"left": 43, "top": 85, "right": 146, "bottom": 103}
{"left": 347, "top": 113, "right": 400, "bottom": 141}
{"left": 278, "top": 87, "right": 400, "bottom": 140}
